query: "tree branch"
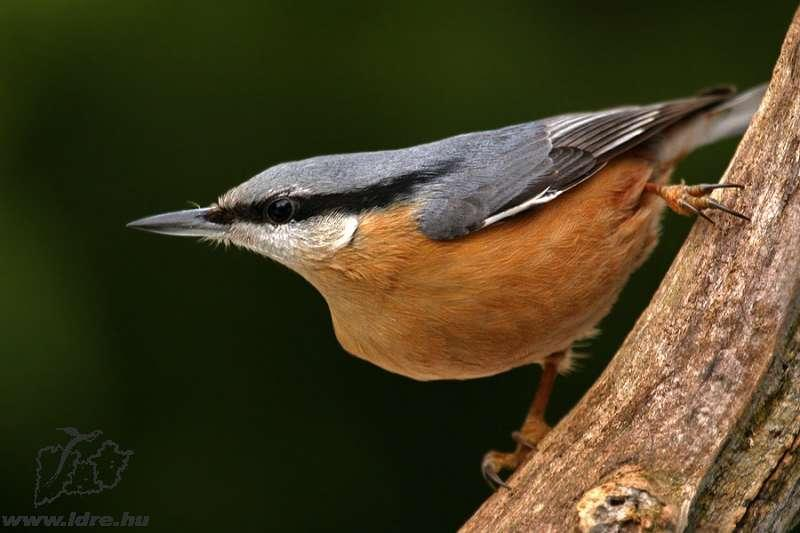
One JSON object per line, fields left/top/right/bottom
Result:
{"left": 462, "top": 6, "right": 800, "bottom": 532}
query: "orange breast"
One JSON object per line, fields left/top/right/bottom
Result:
{"left": 305, "top": 155, "right": 667, "bottom": 380}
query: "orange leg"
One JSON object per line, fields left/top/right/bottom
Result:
{"left": 644, "top": 182, "right": 750, "bottom": 223}
{"left": 481, "top": 351, "right": 564, "bottom": 490}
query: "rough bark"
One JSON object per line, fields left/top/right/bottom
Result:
{"left": 462, "top": 7, "right": 800, "bottom": 533}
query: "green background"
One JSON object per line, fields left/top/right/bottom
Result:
{"left": 0, "top": 1, "right": 794, "bottom": 530}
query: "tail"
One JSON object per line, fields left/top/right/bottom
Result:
{"left": 699, "top": 84, "right": 766, "bottom": 146}
{"left": 653, "top": 84, "right": 766, "bottom": 163}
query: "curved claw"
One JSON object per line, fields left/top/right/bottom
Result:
{"left": 706, "top": 198, "right": 751, "bottom": 221}
{"left": 650, "top": 181, "right": 750, "bottom": 224}
{"left": 695, "top": 183, "right": 745, "bottom": 193}
{"left": 679, "top": 199, "right": 715, "bottom": 225}
{"left": 481, "top": 452, "right": 512, "bottom": 490}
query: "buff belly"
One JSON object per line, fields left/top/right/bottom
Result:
{"left": 307, "top": 156, "right": 667, "bottom": 381}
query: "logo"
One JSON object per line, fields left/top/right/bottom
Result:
{"left": 33, "top": 427, "right": 134, "bottom": 508}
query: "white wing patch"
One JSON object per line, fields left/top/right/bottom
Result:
{"left": 481, "top": 186, "right": 560, "bottom": 228}
{"left": 547, "top": 110, "right": 618, "bottom": 137}
{"left": 594, "top": 111, "right": 659, "bottom": 155}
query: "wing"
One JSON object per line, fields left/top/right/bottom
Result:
{"left": 481, "top": 92, "right": 736, "bottom": 227}
{"left": 417, "top": 90, "right": 733, "bottom": 239}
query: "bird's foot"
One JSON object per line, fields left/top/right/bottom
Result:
{"left": 645, "top": 182, "right": 750, "bottom": 223}
{"left": 481, "top": 419, "right": 551, "bottom": 490}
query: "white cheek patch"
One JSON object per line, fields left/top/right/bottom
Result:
{"left": 330, "top": 215, "right": 359, "bottom": 251}
{"left": 226, "top": 214, "right": 360, "bottom": 268}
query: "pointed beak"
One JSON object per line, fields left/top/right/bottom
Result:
{"left": 126, "top": 207, "right": 226, "bottom": 238}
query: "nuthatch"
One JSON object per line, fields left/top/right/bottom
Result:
{"left": 129, "top": 84, "right": 763, "bottom": 488}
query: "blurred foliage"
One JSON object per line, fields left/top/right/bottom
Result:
{"left": 0, "top": 1, "right": 795, "bottom": 531}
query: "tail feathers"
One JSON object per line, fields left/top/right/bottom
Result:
{"left": 654, "top": 83, "right": 766, "bottom": 163}
{"left": 699, "top": 83, "right": 766, "bottom": 147}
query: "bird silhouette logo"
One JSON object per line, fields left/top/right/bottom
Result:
{"left": 33, "top": 427, "right": 134, "bottom": 508}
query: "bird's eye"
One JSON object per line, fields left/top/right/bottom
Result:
{"left": 264, "top": 197, "right": 297, "bottom": 224}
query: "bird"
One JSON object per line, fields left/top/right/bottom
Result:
{"left": 128, "top": 84, "right": 763, "bottom": 489}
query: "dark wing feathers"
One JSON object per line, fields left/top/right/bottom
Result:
{"left": 416, "top": 91, "right": 734, "bottom": 239}
{"left": 485, "top": 147, "right": 601, "bottom": 223}
{"left": 480, "top": 93, "right": 729, "bottom": 228}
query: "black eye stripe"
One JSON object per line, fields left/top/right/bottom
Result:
{"left": 205, "top": 197, "right": 300, "bottom": 225}
{"left": 206, "top": 161, "right": 459, "bottom": 225}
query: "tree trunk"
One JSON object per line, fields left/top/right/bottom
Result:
{"left": 462, "top": 7, "right": 800, "bottom": 533}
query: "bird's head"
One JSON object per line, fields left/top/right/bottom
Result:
{"left": 129, "top": 161, "right": 361, "bottom": 273}
{"left": 128, "top": 148, "right": 445, "bottom": 274}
